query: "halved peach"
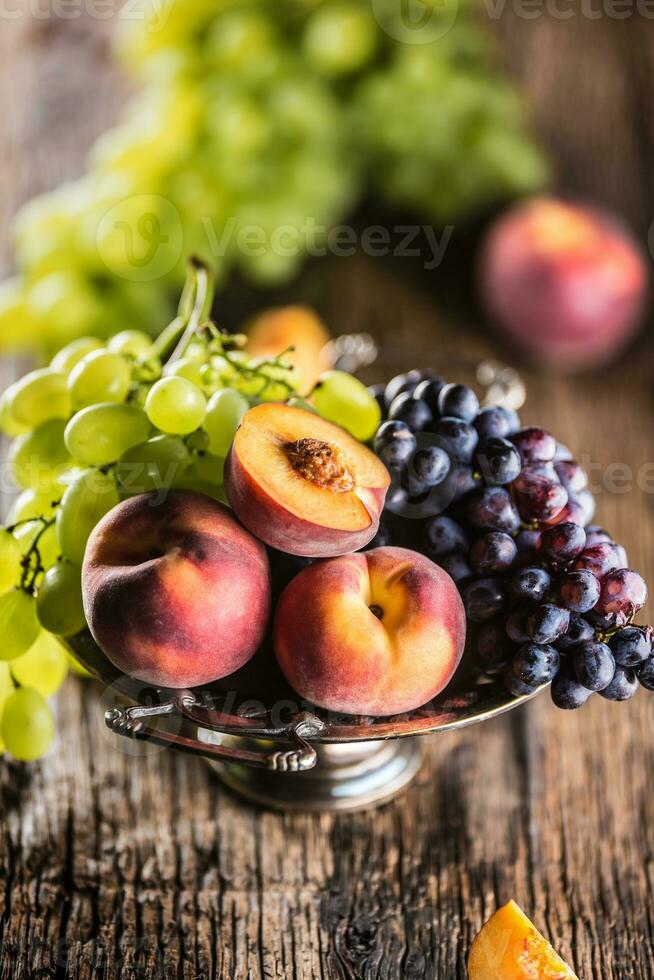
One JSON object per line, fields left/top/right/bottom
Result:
{"left": 225, "top": 403, "right": 390, "bottom": 557}
{"left": 468, "top": 901, "right": 578, "bottom": 979}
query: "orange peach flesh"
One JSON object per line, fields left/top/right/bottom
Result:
{"left": 226, "top": 404, "right": 390, "bottom": 557}
{"left": 468, "top": 901, "right": 578, "bottom": 980}
{"left": 274, "top": 547, "right": 466, "bottom": 716}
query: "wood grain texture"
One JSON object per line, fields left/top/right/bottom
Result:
{"left": 1, "top": 6, "right": 654, "bottom": 979}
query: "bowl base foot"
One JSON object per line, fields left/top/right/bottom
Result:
{"left": 206, "top": 736, "right": 424, "bottom": 813}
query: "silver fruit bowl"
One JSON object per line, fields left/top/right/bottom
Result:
{"left": 65, "top": 349, "right": 533, "bottom": 812}
{"left": 65, "top": 629, "right": 541, "bottom": 812}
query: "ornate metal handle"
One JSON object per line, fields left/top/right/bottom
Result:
{"left": 104, "top": 702, "right": 320, "bottom": 772}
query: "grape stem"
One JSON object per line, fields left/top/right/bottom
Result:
{"left": 14, "top": 514, "right": 58, "bottom": 594}
{"left": 165, "top": 257, "right": 214, "bottom": 366}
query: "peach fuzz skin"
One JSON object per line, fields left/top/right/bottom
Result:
{"left": 82, "top": 490, "right": 271, "bottom": 690}
{"left": 225, "top": 403, "right": 390, "bottom": 558}
{"left": 273, "top": 547, "right": 466, "bottom": 717}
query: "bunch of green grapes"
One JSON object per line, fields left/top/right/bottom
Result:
{"left": 0, "top": 260, "right": 307, "bottom": 762}
{"left": 0, "top": 0, "right": 547, "bottom": 355}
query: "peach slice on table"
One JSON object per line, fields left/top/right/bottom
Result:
{"left": 468, "top": 901, "right": 578, "bottom": 979}
{"left": 225, "top": 403, "right": 390, "bottom": 558}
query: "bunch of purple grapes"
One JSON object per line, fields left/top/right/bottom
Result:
{"left": 369, "top": 370, "right": 653, "bottom": 710}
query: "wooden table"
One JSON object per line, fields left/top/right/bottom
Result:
{"left": 2, "top": 9, "right": 654, "bottom": 979}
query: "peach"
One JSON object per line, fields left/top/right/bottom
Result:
{"left": 82, "top": 490, "right": 271, "bottom": 689}
{"left": 479, "top": 197, "right": 648, "bottom": 371}
{"left": 468, "top": 900, "right": 578, "bottom": 979}
{"left": 225, "top": 403, "right": 390, "bottom": 558}
{"left": 246, "top": 306, "right": 332, "bottom": 395}
{"left": 273, "top": 546, "right": 466, "bottom": 716}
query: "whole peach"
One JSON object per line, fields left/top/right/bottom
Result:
{"left": 479, "top": 197, "right": 648, "bottom": 371}
{"left": 82, "top": 490, "right": 271, "bottom": 689}
{"left": 273, "top": 546, "right": 466, "bottom": 716}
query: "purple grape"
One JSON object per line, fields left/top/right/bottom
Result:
{"left": 508, "top": 566, "right": 551, "bottom": 604}
{"left": 388, "top": 393, "right": 433, "bottom": 431}
{"left": 413, "top": 377, "right": 445, "bottom": 414}
{"left": 526, "top": 603, "right": 570, "bottom": 644}
{"left": 368, "top": 384, "right": 386, "bottom": 417}
{"left": 585, "top": 526, "right": 613, "bottom": 547}
{"left": 474, "top": 406, "right": 515, "bottom": 440}
{"left": 572, "top": 542, "right": 624, "bottom": 578}
{"left": 638, "top": 655, "right": 654, "bottom": 691}
{"left": 572, "top": 640, "right": 615, "bottom": 691}
{"left": 556, "top": 612, "right": 595, "bottom": 650}
{"left": 470, "top": 531, "right": 517, "bottom": 574}
{"left": 595, "top": 569, "right": 648, "bottom": 622}
{"left": 539, "top": 521, "right": 587, "bottom": 566}
{"left": 467, "top": 487, "right": 520, "bottom": 535}
{"left": 568, "top": 489, "right": 596, "bottom": 527}
{"left": 512, "top": 469, "right": 569, "bottom": 524}
{"left": 437, "top": 383, "right": 479, "bottom": 422}
{"left": 599, "top": 666, "right": 639, "bottom": 702}
{"left": 558, "top": 570, "right": 601, "bottom": 613}
{"left": 506, "top": 609, "right": 530, "bottom": 643}
{"left": 555, "top": 442, "right": 574, "bottom": 461}
{"left": 477, "top": 620, "right": 515, "bottom": 676}
{"left": 374, "top": 420, "right": 412, "bottom": 453}
{"left": 505, "top": 669, "right": 539, "bottom": 698}
{"left": 406, "top": 446, "right": 451, "bottom": 493}
{"left": 551, "top": 670, "right": 592, "bottom": 709}
{"left": 452, "top": 465, "right": 482, "bottom": 500}
{"left": 512, "top": 427, "right": 557, "bottom": 465}
{"left": 434, "top": 417, "right": 478, "bottom": 463}
{"left": 439, "top": 551, "right": 473, "bottom": 584}
{"left": 514, "top": 528, "right": 541, "bottom": 567}
{"left": 383, "top": 370, "right": 425, "bottom": 409}
{"left": 463, "top": 578, "right": 506, "bottom": 622}
{"left": 512, "top": 642, "right": 560, "bottom": 687}
{"left": 378, "top": 428, "right": 417, "bottom": 472}
{"left": 423, "top": 515, "right": 468, "bottom": 557}
{"left": 554, "top": 460, "right": 588, "bottom": 494}
{"left": 476, "top": 437, "right": 522, "bottom": 486}
{"left": 609, "top": 626, "right": 651, "bottom": 667}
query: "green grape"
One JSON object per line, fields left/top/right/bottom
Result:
{"left": 203, "top": 388, "right": 249, "bottom": 456}
{"left": 64, "top": 403, "right": 150, "bottom": 466}
{"left": 107, "top": 329, "right": 153, "bottom": 359}
{"left": 56, "top": 468, "right": 120, "bottom": 565}
{"left": 0, "top": 590, "right": 40, "bottom": 660}
{"left": 68, "top": 350, "right": 131, "bottom": 408}
{"left": 0, "top": 529, "right": 23, "bottom": 594}
{"left": 36, "top": 561, "right": 86, "bottom": 636}
{"left": 190, "top": 451, "right": 225, "bottom": 486}
{"left": 14, "top": 520, "right": 60, "bottom": 575}
{"left": 50, "top": 336, "right": 104, "bottom": 374}
{"left": 303, "top": 2, "right": 378, "bottom": 76}
{"left": 8, "top": 487, "right": 60, "bottom": 524}
{"left": 116, "top": 434, "right": 190, "bottom": 494}
{"left": 311, "top": 370, "right": 381, "bottom": 442}
{"left": 10, "top": 419, "right": 74, "bottom": 491}
{"left": 1, "top": 687, "right": 55, "bottom": 761}
{"left": 163, "top": 356, "right": 204, "bottom": 387}
{"left": 0, "top": 662, "right": 12, "bottom": 696}
{"left": 4, "top": 368, "right": 71, "bottom": 427}
{"left": 0, "top": 276, "right": 41, "bottom": 353}
{"left": 145, "top": 376, "right": 206, "bottom": 435}
{"left": 11, "top": 630, "right": 69, "bottom": 697}
{"left": 0, "top": 392, "right": 29, "bottom": 437}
